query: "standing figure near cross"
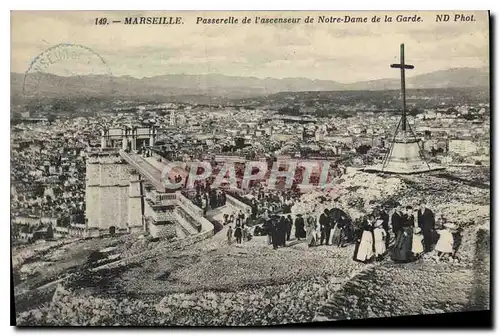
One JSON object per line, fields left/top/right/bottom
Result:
{"left": 390, "top": 43, "right": 414, "bottom": 132}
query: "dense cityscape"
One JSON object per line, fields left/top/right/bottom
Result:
{"left": 11, "top": 88, "right": 490, "bottom": 239}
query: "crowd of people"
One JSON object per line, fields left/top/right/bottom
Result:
{"left": 225, "top": 210, "right": 253, "bottom": 245}
{"left": 352, "top": 200, "right": 463, "bottom": 264}
{"left": 242, "top": 187, "right": 300, "bottom": 220}
{"left": 186, "top": 184, "right": 227, "bottom": 216}
{"left": 224, "top": 198, "right": 463, "bottom": 264}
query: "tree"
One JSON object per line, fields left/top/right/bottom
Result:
{"left": 356, "top": 145, "right": 372, "bottom": 155}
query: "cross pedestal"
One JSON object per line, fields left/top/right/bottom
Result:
{"left": 363, "top": 44, "right": 444, "bottom": 175}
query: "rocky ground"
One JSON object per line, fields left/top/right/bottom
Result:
{"left": 315, "top": 259, "right": 489, "bottom": 321}
{"left": 15, "top": 225, "right": 490, "bottom": 326}
{"left": 15, "top": 232, "right": 372, "bottom": 326}
{"left": 14, "top": 166, "right": 491, "bottom": 326}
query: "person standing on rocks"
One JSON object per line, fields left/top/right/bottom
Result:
{"left": 278, "top": 215, "right": 288, "bottom": 247}
{"left": 411, "top": 210, "right": 425, "bottom": 259}
{"left": 329, "top": 208, "right": 342, "bottom": 246}
{"left": 238, "top": 210, "right": 246, "bottom": 224}
{"left": 262, "top": 215, "right": 273, "bottom": 245}
{"left": 201, "top": 197, "right": 208, "bottom": 216}
{"left": 271, "top": 215, "right": 281, "bottom": 249}
{"left": 373, "top": 218, "right": 387, "bottom": 261}
{"left": 285, "top": 214, "right": 293, "bottom": 241}
{"left": 391, "top": 206, "right": 415, "bottom": 263}
{"left": 234, "top": 224, "right": 243, "bottom": 244}
{"left": 319, "top": 209, "right": 331, "bottom": 245}
{"left": 305, "top": 215, "right": 317, "bottom": 247}
{"left": 353, "top": 215, "right": 375, "bottom": 263}
{"left": 434, "top": 220, "right": 456, "bottom": 261}
{"left": 417, "top": 200, "right": 436, "bottom": 253}
{"left": 390, "top": 203, "right": 405, "bottom": 243}
{"left": 227, "top": 226, "right": 233, "bottom": 245}
{"left": 294, "top": 214, "right": 306, "bottom": 241}
{"left": 377, "top": 206, "right": 391, "bottom": 250}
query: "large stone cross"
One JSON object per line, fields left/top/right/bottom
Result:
{"left": 390, "top": 43, "right": 414, "bottom": 131}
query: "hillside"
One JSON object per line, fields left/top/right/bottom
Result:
{"left": 11, "top": 67, "right": 489, "bottom": 102}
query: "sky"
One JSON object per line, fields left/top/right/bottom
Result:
{"left": 11, "top": 10, "right": 490, "bottom": 83}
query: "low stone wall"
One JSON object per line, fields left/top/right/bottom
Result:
{"left": 225, "top": 193, "right": 252, "bottom": 215}
{"left": 176, "top": 191, "right": 203, "bottom": 217}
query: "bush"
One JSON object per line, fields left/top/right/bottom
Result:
{"left": 87, "top": 251, "right": 104, "bottom": 266}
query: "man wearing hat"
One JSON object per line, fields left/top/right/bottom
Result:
{"left": 270, "top": 214, "right": 282, "bottom": 249}
{"left": 294, "top": 214, "right": 306, "bottom": 241}
{"left": 277, "top": 215, "right": 288, "bottom": 247}
{"left": 417, "top": 200, "right": 436, "bottom": 253}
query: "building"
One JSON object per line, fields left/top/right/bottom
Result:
{"left": 448, "top": 139, "right": 478, "bottom": 156}
{"left": 83, "top": 126, "right": 249, "bottom": 239}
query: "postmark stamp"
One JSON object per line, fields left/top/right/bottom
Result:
{"left": 23, "top": 43, "right": 114, "bottom": 101}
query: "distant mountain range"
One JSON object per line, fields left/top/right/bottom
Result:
{"left": 11, "top": 67, "right": 489, "bottom": 102}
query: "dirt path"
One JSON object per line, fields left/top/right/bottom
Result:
{"left": 314, "top": 259, "right": 489, "bottom": 321}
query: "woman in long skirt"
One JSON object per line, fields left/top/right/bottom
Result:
{"left": 305, "top": 215, "right": 317, "bottom": 247}
{"left": 373, "top": 219, "right": 387, "bottom": 261}
{"left": 391, "top": 206, "right": 415, "bottom": 263}
{"left": 329, "top": 208, "right": 342, "bottom": 247}
{"left": 353, "top": 216, "right": 375, "bottom": 263}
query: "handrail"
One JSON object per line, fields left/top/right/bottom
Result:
{"left": 119, "top": 150, "right": 165, "bottom": 191}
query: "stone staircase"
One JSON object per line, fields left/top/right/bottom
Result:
{"left": 174, "top": 210, "right": 198, "bottom": 236}
{"left": 175, "top": 225, "right": 188, "bottom": 239}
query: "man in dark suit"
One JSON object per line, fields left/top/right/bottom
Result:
{"left": 417, "top": 200, "right": 436, "bottom": 252}
{"left": 391, "top": 204, "right": 404, "bottom": 239}
{"left": 319, "top": 209, "right": 331, "bottom": 245}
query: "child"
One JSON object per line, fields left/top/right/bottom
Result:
{"left": 412, "top": 226, "right": 425, "bottom": 260}
{"left": 373, "top": 219, "right": 387, "bottom": 261}
{"left": 434, "top": 221, "right": 456, "bottom": 261}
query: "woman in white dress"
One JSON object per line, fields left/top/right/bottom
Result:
{"left": 411, "top": 208, "right": 424, "bottom": 259}
{"left": 373, "top": 219, "right": 387, "bottom": 261}
{"left": 412, "top": 226, "right": 425, "bottom": 259}
{"left": 353, "top": 215, "right": 375, "bottom": 263}
{"left": 435, "top": 222, "right": 456, "bottom": 260}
